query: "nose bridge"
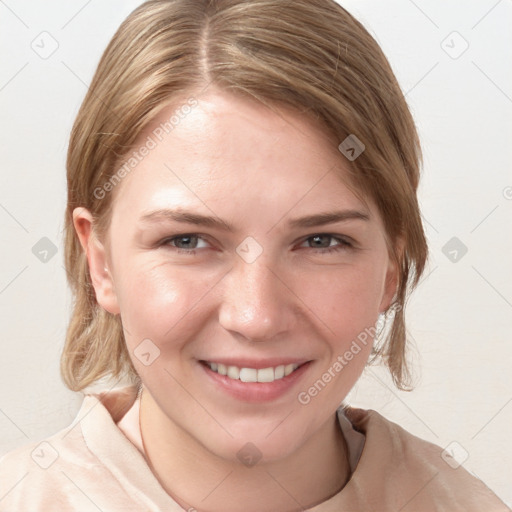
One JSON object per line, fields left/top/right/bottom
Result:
{"left": 218, "top": 250, "right": 292, "bottom": 341}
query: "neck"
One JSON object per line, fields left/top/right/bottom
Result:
{"left": 139, "top": 390, "right": 350, "bottom": 512}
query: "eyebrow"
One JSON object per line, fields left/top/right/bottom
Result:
{"left": 138, "top": 208, "right": 370, "bottom": 231}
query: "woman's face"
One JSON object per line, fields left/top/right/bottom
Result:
{"left": 80, "top": 89, "right": 397, "bottom": 462}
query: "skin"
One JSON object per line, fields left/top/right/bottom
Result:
{"left": 74, "top": 88, "right": 398, "bottom": 511}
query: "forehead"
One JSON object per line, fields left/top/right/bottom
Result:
{"left": 109, "top": 89, "right": 376, "bottom": 225}
{"left": 143, "top": 90, "right": 342, "bottom": 174}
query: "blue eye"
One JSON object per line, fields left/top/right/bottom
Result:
{"left": 159, "top": 233, "right": 353, "bottom": 256}
{"left": 160, "top": 234, "right": 209, "bottom": 253}
{"left": 301, "top": 234, "right": 353, "bottom": 254}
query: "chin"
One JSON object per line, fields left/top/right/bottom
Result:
{"left": 207, "top": 432, "right": 302, "bottom": 467}
{"left": 193, "top": 411, "right": 310, "bottom": 466}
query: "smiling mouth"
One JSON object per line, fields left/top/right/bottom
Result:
{"left": 202, "top": 361, "right": 305, "bottom": 383}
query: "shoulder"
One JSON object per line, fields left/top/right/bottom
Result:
{"left": 0, "top": 398, "right": 95, "bottom": 510}
{"left": 0, "top": 389, "right": 141, "bottom": 511}
{"left": 342, "top": 406, "right": 510, "bottom": 511}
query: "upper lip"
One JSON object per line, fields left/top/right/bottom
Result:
{"left": 200, "top": 358, "right": 311, "bottom": 369}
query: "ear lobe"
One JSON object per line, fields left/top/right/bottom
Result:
{"left": 379, "top": 237, "right": 404, "bottom": 313}
{"left": 72, "top": 207, "right": 120, "bottom": 315}
{"left": 379, "top": 257, "right": 399, "bottom": 313}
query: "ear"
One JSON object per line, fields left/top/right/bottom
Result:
{"left": 72, "top": 207, "right": 120, "bottom": 315}
{"left": 379, "top": 239, "right": 403, "bottom": 313}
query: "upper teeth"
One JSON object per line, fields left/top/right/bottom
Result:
{"left": 207, "top": 362, "right": 299, "bottom": 383}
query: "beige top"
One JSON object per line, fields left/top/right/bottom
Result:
{"left": 0, "top": 386, "right": 508, "bottom": 511}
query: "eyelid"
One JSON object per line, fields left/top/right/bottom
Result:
{"left": 159, "top": 232, "right": 357, "bottom": 252}
{"left": 159, "top": 233, "right": 212, "bottom": 249}
{"left": 297, "top": 233, "right": 356, "bottom": 247}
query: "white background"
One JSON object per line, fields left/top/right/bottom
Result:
{"left": 1, "top": 0, "right": 511, "bottom": 505}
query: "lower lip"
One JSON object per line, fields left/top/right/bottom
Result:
{"left": 200, "top": 361, "right": 312, "bottom": 403}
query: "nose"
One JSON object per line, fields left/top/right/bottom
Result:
{"left": 218, "top": 254, "right": 296, "bottom": 343}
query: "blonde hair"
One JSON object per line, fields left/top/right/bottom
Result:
{"left": 62, "top": 0, "right": 427, "bottom": 392}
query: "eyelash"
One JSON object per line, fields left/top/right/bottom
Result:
{"left": 159, "top": 233, "right": 354, "bottom": 255}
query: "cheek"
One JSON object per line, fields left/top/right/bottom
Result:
{"left": 114, "top": 258, "right": 212, "bottom": 349}
{"left": 290, "top": 266, "right": 382, "bottom": 416}
{"left": 296, "top": 261, "right": 385, "bottom": 338}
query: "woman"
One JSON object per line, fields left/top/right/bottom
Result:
{"left": 0, "top": 0, "right": 508, "bottom": 510}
